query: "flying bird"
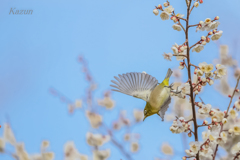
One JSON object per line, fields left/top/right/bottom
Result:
{"left": 110, "top": 68, "right": 173, "bottom": 121}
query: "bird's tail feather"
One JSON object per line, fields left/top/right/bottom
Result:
{"left": 164, "top": 68, "right": 173, "bottom": 80}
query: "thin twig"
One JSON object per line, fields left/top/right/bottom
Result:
{"left": 178, "top": 21, "right": 186, "bottom": 33}
{"left": 190, "top": 40, "right": 201, "bottom": 49}
{"left": 190, "top": 63, "right": 199, "bottom": 68}
{"left": 173, "top": 54, "right": 187, "bottom": 58}
{"left": 188, "top": 24, "right": 199, "bottom": 28}
{"left": 199, "top": 97, "right": 205, "bottom": 105}
{"left": 225, "top": 76, "right": 240, "bottom": 116}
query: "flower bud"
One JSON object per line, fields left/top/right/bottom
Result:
{"left": 215, "top": 16, "right": 219, "bottom": 20}
{"left": 203, "top": 120, "right": 208, "bottom": 125}
{"left": 153, "top": 9, "right": 159, "bottom": 16}
{"left": 206, "top": 37, "right": 210, "bottom": 43}
{"left": 182, "top": 157, "right": 187, "bottom": 160}
{"left": 209, "top": 80, "right": 214, "bottom": 85}
{"left": 229, "top": 128, "right": 234, "bottom": 134}
{"left": 222, "top": 118, "right": 227, "bottom": 124}
{"left": 172, "top": 16, "right": 176, "bottom": 21}
{"left": 208, "top": 125, "right": 211, "bottom": 130}
{"left": 236, "top": 89, "right": 239, "bottom": 93}
{"left": 199, "top": 21, "right": 204, "bottom": 25}
{"left": 201, "top": 36, "right": 206, "bottom": 41}
{"left": 202, "top": 77, "right": 206, "bottom": 82}
{"left": 198, "top": 102, "right": 203, "bottom": 107}
{"left": 209, "top": 110, "right": 215, "bottom": 116}
{"left": 205, "top": 142, "right": 209, "bottom": 148}
{"left": 195, "top": 90, "right": 199, "bottom": 95}
{"left": 212, "top": 118, "right": 217, "bottom": 123}
{"left": 228, "top": 95, "right": 232, "bottom": 98}
{"left": 188, "top": 132, "right": 192, "bottom": 137}
{"left": 198, "top": 24, "right": 202, "bottom": 29}
{"left": 180, "top": 46, "right": 185, "bottom": 51}
{"left": 163, "top": 2, "right": 169, "bottom": 7}
{"left": 194, "top": 2, "right": 199, "bottom": 7}
{"left": 157, "top": 4, "right": 162, "bottom": 9}
{"left": 199, "top": 0, "right": 203, "bottom": 3}
{"left": 208, "top": 31, "right": 213, "bottom": 35}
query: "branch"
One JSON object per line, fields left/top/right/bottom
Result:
{"left": 178, "top": 21, "right": 186, "bottom": 33}
{"left": 225, "top": 76, "right": 240, "bottom": 117}
{"left": 199, "top": 97, "right": 205, "bottom": 105}
{"left": 173, "top": 54, "right": 187, "bottom": 58}
{"left": 188, "top": 24, "right": 199, "bottom": 28}
{"left": 186, "top": 0, "right": 199, "bottom": 159}
{"left": 189, "top": 40, "right": 201, "bottom": 49}
{"left": 190, "top": 63, "right": 199, "bottom": 69}
{"left": 213, "top": 77, "right": 240, "bottom": 159}
{"left": 111, "top": 137, "right": 133, "bottom": 160}
{"left": 189, "top": 5, "right": 194, "bottom": 15}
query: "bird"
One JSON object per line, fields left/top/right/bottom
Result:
{"left": 110, "top": 68, "right": 173, "bottom": 121}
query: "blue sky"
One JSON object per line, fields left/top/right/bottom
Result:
{"left": 0, "top": 0, "right": 240, "bottom": 159}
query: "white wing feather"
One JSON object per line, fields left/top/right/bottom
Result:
{"left": 110, "top": 72, "right": 158, "bottom": 101}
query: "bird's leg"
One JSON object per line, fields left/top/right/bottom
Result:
{"left": 164, "top": 83, "right": 174, "bottom": 89}
{"left": 171, "top": 86, "right": 182, "bottom": 94}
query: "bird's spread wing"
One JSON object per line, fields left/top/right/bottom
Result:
{"left": 158, "top": 96, "right": 171, "bottom": 121}
{"left": 110, "top": 72, "right": 158, "bottom": 101}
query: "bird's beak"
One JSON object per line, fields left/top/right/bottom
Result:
{"left": 143, "top": 116, "right": 147, "bottom": 121}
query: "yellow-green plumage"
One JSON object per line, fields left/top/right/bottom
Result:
{"left": 111, "top": 68, "right": 172, "bottom": 121}
{"left": 143, "top": 77, "right": 171, "bottom": 120}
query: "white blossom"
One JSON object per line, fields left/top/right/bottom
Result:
{"left": 153, "top": 9, "right": 159, "bottom": 16}
{"left": 98, "top": 97, "right": 115, "bottom": 109}
{"left": 233, "top": 125, "right": 240, "bottom": 135}
{"left": 211, "top": 31, "right": 223, "bottom": 41}
{"left": 229, "top": 109, "right": 238, "bottom": 119}
{"left": 198, "top": 104, "right": 211, "bottom": 115}
{"left": 202, "top": 130, "right": 210, "bottom": 141}
{"left": 205, "top": 64, "right": 214, "bottom": 73}
{"left": 164, "top": 5, "right": 174, "bottom": 14}
{"left": 133, "top": 109, "right": 144, "bottom": 122}
{"left": 93, "top": 149, "right": 110, "bottom": 160}
{"left": 216, "top": 131, "right": 227, "bottom": 145}
{"left": 0, "top": 138, "right": 5, "bottom": 152}
{"left": 235, "top": 100, "right": 240, "bottom": 111}
{"left": 176, "top": 13, "right": 184, "bottom": 18}
{"left": 172, "top": 24, "right": 182, "bottom": 31}
{"left": 171, "top": 43, "right": 179, "bottom": 54}
{"left": 189, "top": 141, "right": 201, "bottom": 154}
{"left": 199, "top": 145, "right": 214, "bottom": 159}
{"left": 205, "top": 18, "right": 211, "bottom": 24}
{"left": 209, "top": 21, "right": 220, "bottom": 30}
{"left": 216, "top": 64, "right": 227, "bottom": 76}
{"left": 131, "top": 142, "right": 139, "bottom": 152}
{"left": 3, "top": 124, "right": 16, "bottom": 146}
{"left": 199, "top": 62, "right": 207, "bottom": 72}
{"left": 194, "top": 2, "right": 199, "bottom": 7}
{"left": 192, "top": 44, "right": 204, "bottom": 53}
{"left": 162, "top": 52, "right": 173, "bottom": 61}
{"left": 86, "top": 132, "right": 110, "bottom": 147}
{"left": 86, "top": 111, "right": 103, "bottom": 128}
{"left": 231, "top": 142, "right": 240, "bottom": 154}
{"left": 160, "top": 11, "right": 170, "bottom": 20}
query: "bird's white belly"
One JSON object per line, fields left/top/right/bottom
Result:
{"left": 149, "top": 86, "right": 170, "bottom": 111}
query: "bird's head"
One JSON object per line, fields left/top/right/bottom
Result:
{"left": 143, "top": 108, "right": 154, "bottom": 121}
